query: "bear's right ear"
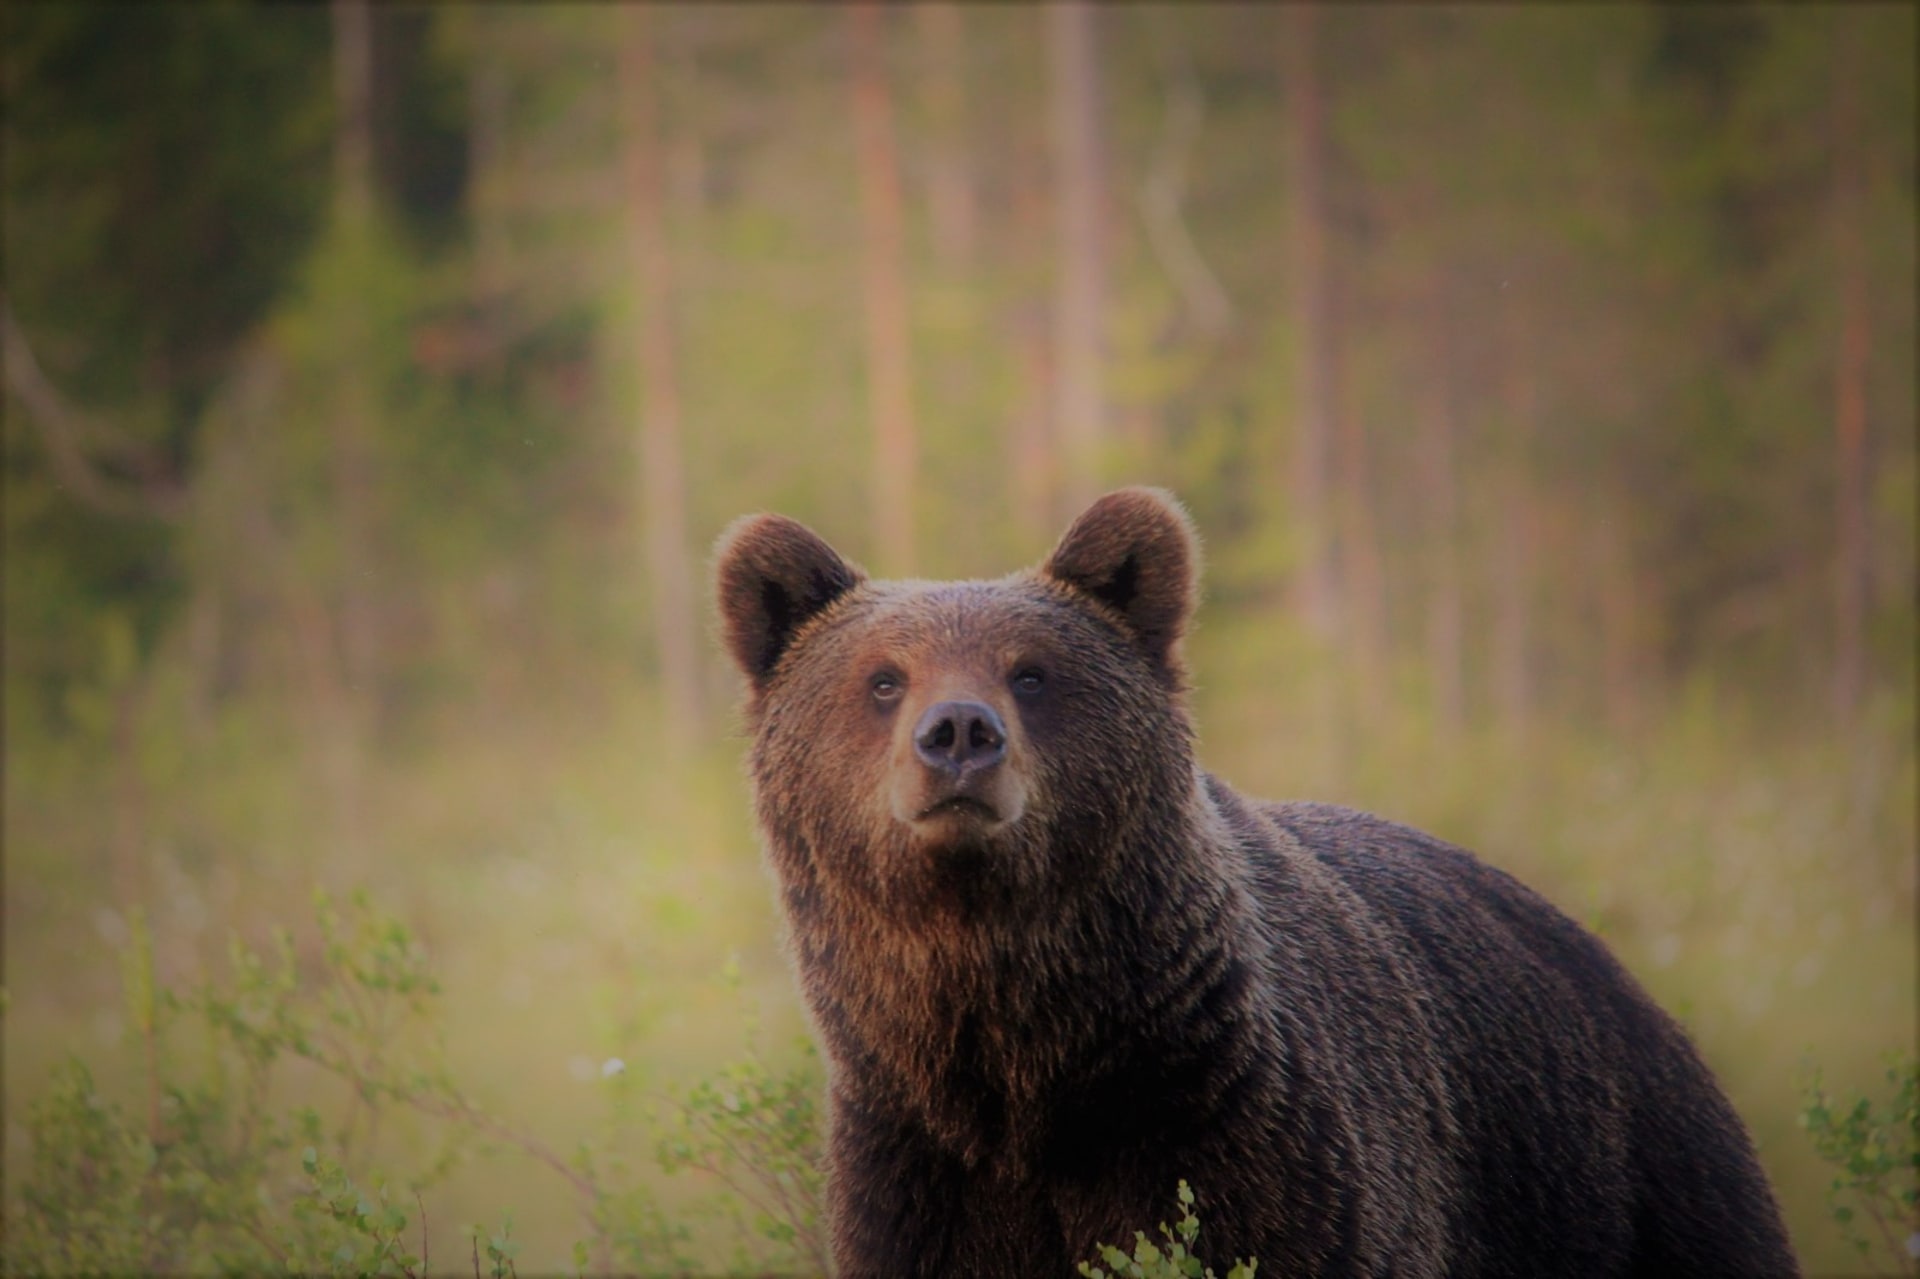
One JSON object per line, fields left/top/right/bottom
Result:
{"left": 713, "top": 514, "right": 864, "bottom": 689}
{"left": 1042, "top": 487, "right": 1200, "bottom": 681}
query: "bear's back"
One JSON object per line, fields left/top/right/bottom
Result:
{"left": 1244, "top": 798, "right": 1795, "bottom": 1278}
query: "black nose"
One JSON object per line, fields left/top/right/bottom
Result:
{"left": 913, "top": 700, "right": 1008, "bottom": 776}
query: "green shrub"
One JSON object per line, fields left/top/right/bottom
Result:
{"left": 655, "top": 1044, "right": 828, "bottom": 1273}
{"left": 1800, "top": 1052, "right": 1920, "bottom": 1274}
{"left": 1, "top": 890, "right": 824, "bottom": 1277}
{"left": 1078, "top": 1181, "right": 1257, "bottom": 1279}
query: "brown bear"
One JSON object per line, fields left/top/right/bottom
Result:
{"left": 713, "top": 487, "right": 1797, "bottom": 1279}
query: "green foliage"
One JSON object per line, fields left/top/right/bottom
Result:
{"left": 3, "top": 889, "right": 828, "bottom": 1278}
{"left": 3, "top": 2, "right": 331, "bottom": 412}
{"left": 294, "top": 1147, "right": 426, "bottom": 1278}
{"left": 9, "top": 1059, "right": 159, "bottom": 1275}
{"left": 656, "top": 1044, "right": 828, "bottom": 1271}
{"left": 3, "top": 2, "right": 331, "bottom": 700}
{"left": 469, "top": 1213, "right": 520, "bottom": 1279}
{"left": 1079, "top": 1181, "right": 1257, "bottom": 1279}
{"left": 1799, "top": 1054, "right": 1920, "bottom": 1272}
{"left": 2, "top": 893, "right": 468, "bottom": 1276}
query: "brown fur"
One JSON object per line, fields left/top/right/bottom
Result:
{"left": 712, "top": 488, "right": 1798, "bottom": 1279}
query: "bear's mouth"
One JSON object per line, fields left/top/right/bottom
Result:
{"left": 916, "top": 795, "right": 1001, "bottom": 824}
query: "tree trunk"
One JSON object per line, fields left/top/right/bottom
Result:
{"left": 1009, "top": 137, "right": 1056, "bottom": 550}
{"left": 330, "top": 0, "right": 377, "bottom": 661}
{"left": 1048, "top": 0, "right": 1107, "bottom": 520}
{"left": 327, "top": 0, "right": 377, "bottom": 845}
{"left": 1493, "top": 298, "right": 1538, "bottom": 736}
{"left": 468, "top": 11, "right": 510, "bottom": 320}
{"left": 850, "top": 1, "right": 918, "bottom": 573}
{"left": 111, "top": 678, "right": 150, "bottom": 912}
{"left": 620, "top": 5, "right": 704, "bottom": 742}
{"left": 1830, "top": 14, "right": 1871, "bottom": 726}
{"left": 1282, "top": 3, "right": 1336, "bottom": 638}
{"left": 1332, "top": 282, "right": 1386, "bottom": 723}
{"left": 1593, "top": 487, "right": 1640, "bottom": 735}
{"left": 333, "top": 0, "right": 375, "bottom": 229}
{"left": 1422, "top": 274, "right": 1465, "bottom": 736}
{"left": 916, "top": 2, "right": 976, "bottom": 276}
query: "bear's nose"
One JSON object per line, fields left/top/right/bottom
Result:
{"left": 913, "top": 700, "right": 1008, "bottom": 777}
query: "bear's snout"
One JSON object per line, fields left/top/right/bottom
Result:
{"left": 912, "top": 699, "right": 1008, "bottom": 779}
{"left": 893, "top": 696, "right": 1026, "bottom": 834}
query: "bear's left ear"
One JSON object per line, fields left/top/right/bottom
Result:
{"left": 1041, "top": 487, "right": 1200, "bottom": 679}
{"left": 714, "top": 513, "right": 865, "bottom": 691}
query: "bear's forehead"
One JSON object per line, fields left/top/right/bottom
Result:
{"left": 827, "top": 576, "right": 1099, "bottom": 656}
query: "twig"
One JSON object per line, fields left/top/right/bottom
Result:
{"left": 1133, "top": 22, "right": 1233, "bottom": 339}
{"left": 1860, "top": 1195, "right": 1903, "bottom": 1273}
{"left": 0, "top": 291, "right": 187, "bottom": 520}
{"left": 407, "top": 1092, "right": 598, "bottom": 1202}
{"left": 291, "top": 1029, "right": 609, "bottom": 1269}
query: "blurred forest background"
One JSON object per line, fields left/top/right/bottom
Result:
{"left": 4, "top": 2, "right": 1915, "bottom": 1274}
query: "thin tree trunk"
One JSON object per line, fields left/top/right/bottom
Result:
{"left": 1009, "top": 141, "right": 1056, "bottom": 549}
{"left": 620, "top": 5, "right": 704, "bottom": 741}
{"left": 1048, "top": 0, "right": 1107, "bottom": 520}
{"left": 468, "top": 12, "right": 510, "bottom": 319}
{"left": 916, "top": 2, "right": 976, "bottom": 276}
{"left": 1283, "top": 4, "right": 1336, "bottom": 638}
{"left": 111, "top": 679, "right": 149, "bottom": 911}
{"left": 292, "top": 586, "right": 366, "bottom": 845}
{"left": 1830, "top": 14, "right": 1871, "bottom": 726}
{"left": 1493, "top": 299, "right": 1538, "bottom": 736}
{"left": 1332, "top": 284, "right": 1386, "bottom": 723}
{"left": 1422, "top": 275, "right": 1465, "bottom": 736}
{"left": 850, "top": 1, "right": 918, "bottom": 573}
{"left": 333, "top": 0, "right": 375, "bottom": 229}
{"left": 327, "top": 0, "right": 377, "bottom": 844}
{"left": 1593, "top": 488, "right": 1640, "bottom": 735}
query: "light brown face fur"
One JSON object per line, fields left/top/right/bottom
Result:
{"left": 714, "top": 489, "right": 1202, "bottom": 924}
{"left": 872, "top": 606, "right": 1034, "bottom": 840}
{"left": 746, "top": 582, "right": 1125, "bottom": 919}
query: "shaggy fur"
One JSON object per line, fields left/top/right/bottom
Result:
{"left": 712, "top": 488, "right": 1798, "bottom": 1279}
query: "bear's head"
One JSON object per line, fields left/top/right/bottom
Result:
{"left": 714, "top": 488, "right": 1203, "bottom": 926}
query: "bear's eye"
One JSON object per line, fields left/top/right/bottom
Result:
{"left": 1012, "top": 667, "right": 1046, "bottom": 695}
{"left": 870, "top": 672, "right": 904, "bottom": 702}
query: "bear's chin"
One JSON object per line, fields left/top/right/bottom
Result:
{"left": 919, "top": 843, "right": 1025, "bottom": 923}
{"left": 879, "top": 818, "right": 1047, "bottom": 924}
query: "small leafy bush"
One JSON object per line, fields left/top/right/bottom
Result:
{"left": 1079, "top": 1180, "right": 1257, "bottom": 1279}
{"left": 2, "top": 890, "right": 825, "bottom": 1277}
{"left": 1800, "top": 1052, "right": 1920, "bottom": 1274}
{"left": 5, "top": 899, "right": 463, "bottom": 1276}
{"left": 655, "top": 1045, "right": 829, "bottom": 1273}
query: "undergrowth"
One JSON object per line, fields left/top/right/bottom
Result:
{"left": 1, "top": 891, "right": 824, "bottom": 1277}
{"left": 5, "top": 889, "right": 1911, "bottom": 1276}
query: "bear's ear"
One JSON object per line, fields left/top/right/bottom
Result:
{"left": 1041, "top": 487, "right": 1200, "bottom": 677}
{"left": 713, "top": 514, "right": 864, "bottom": 689}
